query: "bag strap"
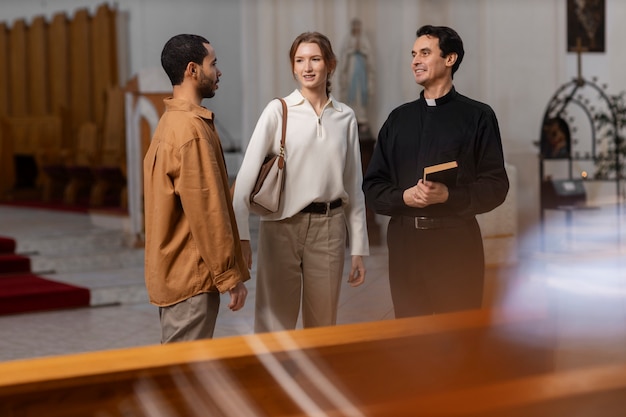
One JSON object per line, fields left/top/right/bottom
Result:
{"left": 276, "top": 97, "right": 287, "bottom": 169}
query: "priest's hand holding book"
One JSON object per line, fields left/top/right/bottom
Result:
{"left": 403, "top": 161, "right": 458, "bottom": 208}
{"left": 403, "top": 179, "right": 450, "bottom": 208}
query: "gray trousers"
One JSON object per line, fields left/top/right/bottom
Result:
{"left": 254, "top": 207, "right": 346, "bottom": 333}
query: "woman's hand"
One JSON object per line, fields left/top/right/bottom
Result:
{"left": 348, "top": 255, "right": 366, "bottom": 287}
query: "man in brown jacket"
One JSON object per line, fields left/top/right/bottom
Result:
{"left": 143, "top": 34, "right": 249, "bottom": 343}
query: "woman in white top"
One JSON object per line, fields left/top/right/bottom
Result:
{"left": 233, "top": 31, "right": 369, "bottom": 333}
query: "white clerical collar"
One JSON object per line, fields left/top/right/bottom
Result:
{"left": 425, "top": 98, "right": 437, "bottom": 106}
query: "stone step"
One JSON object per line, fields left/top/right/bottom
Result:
{"left": 1, "top": 205, "right": 148, "bottom": 307}
{"left": 15, "top": 228, "right": 134, "bottom": 257}
{"left": 41, "top": 266, "right": 148, "bottom": 306}
{"left": 31, "top": 248, "right": 144, "bottom": 274}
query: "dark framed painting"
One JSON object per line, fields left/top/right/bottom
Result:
{"left": 567, "top": 0, "right": 605, "bottom": 52}
{"left": 541, "top": 116, "right": 572, "bottom": 159}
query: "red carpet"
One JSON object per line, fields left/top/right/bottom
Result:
{"left": 0, "top": 236, "right": 90, "bottom": 315}
{"left": 0, "top": 200, "right": 90, "bottom": 213}
{"left": 0, "top": 236, "right": 16, "bottom": 253}
{"left": 0, "top": 198, "right": 128, "bottom": 215}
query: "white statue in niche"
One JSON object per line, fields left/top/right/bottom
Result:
{"left": 339, "top": 18, "right": 375, "bottom": 125}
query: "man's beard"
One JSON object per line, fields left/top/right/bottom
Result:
{"left": 200, "top": 83, "right": 216, "bottom": 99}
{"left": 199, "top": 75, "right": 216, "bottom": 98}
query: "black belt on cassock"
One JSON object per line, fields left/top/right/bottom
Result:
{"left": 301, "top": 199, "right": 342, "bottom": 214}
{"left": 399, "top": 215, "right": 469, "bottom": 230}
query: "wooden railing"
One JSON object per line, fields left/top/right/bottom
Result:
{"left": 0, "top": 307, "right": 592, "bottom": 417}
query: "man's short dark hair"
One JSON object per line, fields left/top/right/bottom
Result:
{"left": 161, "top": 34, "right": 210, "bottom": 86}
{"left": 416, "top": 25, "right": 464, "bottom": 77}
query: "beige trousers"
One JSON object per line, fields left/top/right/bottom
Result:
{"left": 254, "top": 207, "right": 346, "bottom": 333}
{"left": 159, "top": 291, "right": 220, "bottom": 343}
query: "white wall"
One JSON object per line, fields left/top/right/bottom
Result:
{"left": 3, "top": 0, "right": 625, "bottom": 254}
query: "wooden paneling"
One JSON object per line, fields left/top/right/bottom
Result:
{"left": 0, "top": 23, "right": 9, "bottom": 116}
{"left": 48, "top": 13, "right": 69, "bottom": 114}
{"left": 69, "top": 8, "right": 93, "bottom": 136}
{"left": 92, "top": 4, "right": 118, "bottom": 125}
{"left": 9, "top": 19, "right": 27, "bottom": 117}
{"left": 2, "top": 116, "right": 63, "bottom": 160}
{"left": 28, "top": 16, "right": 49, "bottom": 116}
{"left": 90, "top": 86, "right": 126, "bottom": 207}
{"left": 100, "top": 86, "right": 126, "bottom": 168}
{"left": 1, "top": 4, "right": 120, "bottom": 201}
{"left": 0, "top": 120, "right": 15, "bottom": 196}
{"left": 48, "top": 13, "right": 72, "bottom": 152}
{"left": 0, "top": 24, "right": 11, "bottom": 195}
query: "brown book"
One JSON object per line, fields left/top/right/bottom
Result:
{"left": 423, "top": 161, "right": 458, "bottom": 186}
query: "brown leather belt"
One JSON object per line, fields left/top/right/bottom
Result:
{"left": 400, "top": 216, "right": 469, "bottom": 230}
{"left": 301, "top": 199, "right": 342, "bottom": 214}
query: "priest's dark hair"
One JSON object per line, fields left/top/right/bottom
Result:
{"left": 416, "top": 25, "right": 464, "bottom": 78}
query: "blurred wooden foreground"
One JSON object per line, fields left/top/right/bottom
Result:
{"left": 0, "top": 308, "right": 625, "bottom": 416}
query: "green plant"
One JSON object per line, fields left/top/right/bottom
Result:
{"left": 594, "top": 90, "right": 626, "bottom": 179}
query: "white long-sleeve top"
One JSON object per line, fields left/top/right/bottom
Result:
{"left": 233, "top": 89, "right": 369, "bottom": 256}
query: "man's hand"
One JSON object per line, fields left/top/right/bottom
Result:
{"left": 348, "top": 255, "right": 366, "bottom": 287}
{"left": 240, "top": 240, "right": 252, "bottom": 269}
{"left": 403, "top": 179, "right": 449, "bottom": 208}
{"left": 228, "top": 281, "right": 248, "bottom": 311}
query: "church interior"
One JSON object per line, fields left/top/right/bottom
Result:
{"left": 1, "top": 0, "right": 626, "bottom": 415}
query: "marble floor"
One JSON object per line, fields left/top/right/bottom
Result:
{"left": 2, "top": 203, "right": 626, "bottom": 372}
{"left": 0, "top": 205, "right": 394, "bottom": 362}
